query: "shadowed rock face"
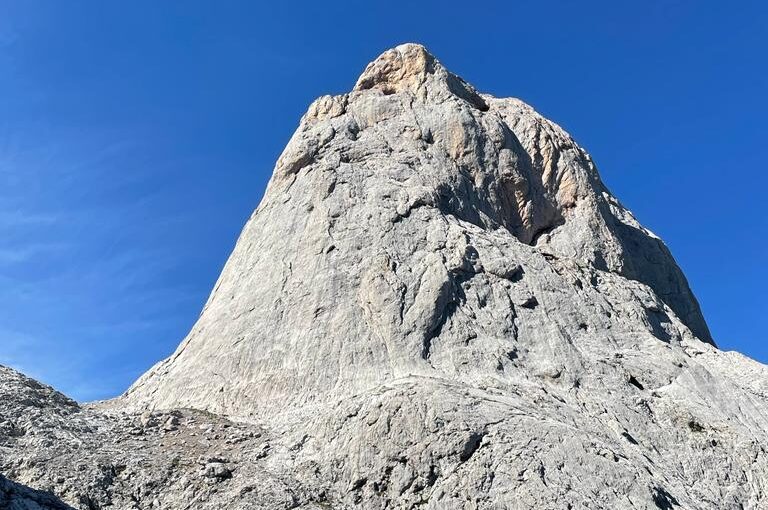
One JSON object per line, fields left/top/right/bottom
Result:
{"left": 123, "top": 43, "right": 712, "bottom": 419}
{"left": 0, "top": 474, "right": 74, "bottom": 510}
{"left": 7, "top": 45, "right": 768, "bottom": 510}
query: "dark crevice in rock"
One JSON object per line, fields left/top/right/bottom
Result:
{"left": 488, "top": 264, "right": 524, "bottom": 283}
{"left": 434, "top": 178, "right": 493, "bottom": 232}
{"left": 350, "top": 477, "right": 368, "bottom": 491}
{"left": 507, "top": 265, "right": 525, "bottom": 282}
{"left": 621, "top": 432, "right": 639, "bottom": 445}
{"left": 628, "top": 376, "right": 645, "bottom": 391}
{"left": 651, "top": 486, "right": 679, "bottom": 509}
{"left": 421, "top": 269, "right": 472, "bottom": 360}
{"left": 426, "top": 465, "right": 439, "bottom": 487}
{"left": 529, "top": 217, "right": 566, "bottom": 246}
{"left": 459, "top": 432, "right": 485, "bottom": 463}
{"left": 392, "top": 198, "right": 434, "bottom": 224}
{"left": 646, "top": 308, "right": 673, "bottom": 343}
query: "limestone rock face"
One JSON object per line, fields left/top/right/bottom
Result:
{"left": 0, "top": 365, "right": 324, "bottom": 509}
{"left": 124, "top": 43, "right": 712, "bottom": 419}
{"left": 3, "top": 44, "right": 768, "bottom": 509}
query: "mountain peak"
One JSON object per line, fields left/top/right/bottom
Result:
{"left": 125, "top": 45, "right": 713, "bottom": 420}
{"left": 9, "top": 45, "right": 768, "bottom": 510}
{"left": 354, "top": 43, "right": 437, "bottom": 94}
{"left": 354, "top": 43, "right": 489, "bottom": 111}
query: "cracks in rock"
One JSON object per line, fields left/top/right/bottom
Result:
{"left": 651, "top": 486, "right": 680, "bottom": 510}
{"left": 392, "top": 197, "right": 434, "bottom": 224}
{"left": 434, "top": 180, "right": 490, "bottom": 232}
{"left": 621, "top": 431, "right": 639, "bottom": 445}
{"left": 425, "top": 464, "right": 439, "bottom": 488}
{"left": 638, "top": 303, "right": 677, "bottom": 344}
{"left": 505, "top": 264, "right": 525, "bottom": 283}
{"left": 420, "top": 265, "right": 476, "bottom": 360}
{"left": 422, "top": 128, "right": 434, "bottom": 145}
{"left": 529, "top": 217, "right": 566, "bottom": 246}
{"left": 459, "top": 431, "right": 485, "bottom": 463}
{"left": 350, "top": 477, "right": 368, "bottom": 492}
{"left": 280, "top": 149, "right": 317, "bottom": 179}
{"left": 628, "top": 376, "right": 645, "bottom": 391}
{"left": 412, "top": 464, "right": 440, "bottom": 494}
{"left": 323, "top": 176, "right": 337, "bottom": 199}
{"left": 520, "top": 296, "right": 539, "bottom": 310}
{"left": 542, "top": 252, "right": 559, "bottom": 262}
{"left": 486, "top": 264, "right": 524, "bottom": 283}
{"left": 421, "top": 291, "right": 458, "bottom": 360}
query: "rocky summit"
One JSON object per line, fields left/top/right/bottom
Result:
{"left": 2, "top": 44, "right": 767, "bottom": 509}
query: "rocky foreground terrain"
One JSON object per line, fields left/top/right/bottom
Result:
{"left": 2, "top": 44, "right": 768, "bottom": 509}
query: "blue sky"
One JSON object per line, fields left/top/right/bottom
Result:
{"left": 1, "top": 1, "right": 766, "bottom": 401}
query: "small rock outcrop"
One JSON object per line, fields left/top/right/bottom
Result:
{"left": 2, "top": 44, "right": 766, "bottom": 509}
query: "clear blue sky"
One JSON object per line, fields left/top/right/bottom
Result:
{"left": 1, "top": 1, "right": 766, "bottom": 401}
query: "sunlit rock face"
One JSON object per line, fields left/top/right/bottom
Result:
{"left": 124, "top": 43, "right": 712, "bottom": 419}
{"left": 6, "top": 45, "right": 768, "bottom": 510}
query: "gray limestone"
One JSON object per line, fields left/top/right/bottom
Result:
{"left": 1, "top": 44, "right": 765, "bottom": 509}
